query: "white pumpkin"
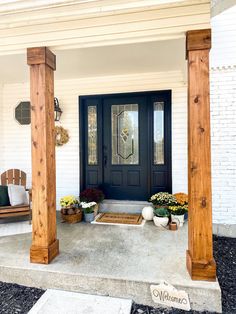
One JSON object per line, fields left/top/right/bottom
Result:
{"left": 142, "top": 206, "right": 154, "bottom": 221}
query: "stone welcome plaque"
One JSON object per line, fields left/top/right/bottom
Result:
{"left": 150, "top": 281, "right": 191, "bottom": 311}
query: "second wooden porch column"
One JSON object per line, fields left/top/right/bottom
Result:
{"left": 186, "top": 30, "right": 216, "bottom": 281}
{"left": 27, "top": 47, "right": 59, "bottom": 264}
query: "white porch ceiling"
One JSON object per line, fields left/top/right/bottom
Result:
{"left": 0, "top": 38, "right": 186, "bottom": 84}
{"left": 0, "top": 0, "right": 210, "bottom": 55}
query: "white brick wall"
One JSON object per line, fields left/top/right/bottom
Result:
{"left": 210, "top": 66, "right": 236, "bottom": 224}
{"left": 1, "top": 71, "right": 188, "bottom": 208}
{"left": 0, "top": 84, "right": 4, "bottom": 174}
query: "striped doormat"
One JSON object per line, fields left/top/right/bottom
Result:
{"left": 95, "top": 213, "right": 143, "bottom": 225}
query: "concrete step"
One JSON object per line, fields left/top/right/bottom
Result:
{"left": 100, "top": 199, "right": 151, "bottom": 214}
{"left": 29, "top": 289, "right": 132, "bottom": 314}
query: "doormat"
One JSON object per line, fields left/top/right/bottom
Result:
{"left": 93, "top": 213, "right": 143, "bottom": 226}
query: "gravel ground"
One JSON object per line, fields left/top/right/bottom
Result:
{"left": 0, "top": 282, "right": 44, "bottom": 314}
{"left": 0, "top": 236, "right": 235, "bottom": 314}
{"left": 132, "top": 236, "right": 236, "bottom": 314}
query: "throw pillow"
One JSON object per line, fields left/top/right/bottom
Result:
{"left": 8, "top": 184, "right": 29, "bottom": 206}
{"left": 0, "top": 185, "right": 10, "bottom": 206}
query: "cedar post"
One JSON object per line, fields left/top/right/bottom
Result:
{"left": 186, "top": 30, "right": 216, "bottom": 281}
{"left": 27, "top": 47, "right": 59, "bottom": 264}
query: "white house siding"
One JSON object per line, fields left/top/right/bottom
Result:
{"left": 1, "top": 71, "right": 187, "bottom": 207}
{"left": 211, "top": 5, "right": 236, "bottom": 68}
{"left": 0, "top": 0, "right": 210, "bottom": 55}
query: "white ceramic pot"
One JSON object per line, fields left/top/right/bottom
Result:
{"left": 142, "top": 206, "right": 154, "bottom": 221}
{"left": 153, "top": 216, "right": 169, "bottom": 228}
{"left": 171, "top": 214, "right": 185, "bottom": 227}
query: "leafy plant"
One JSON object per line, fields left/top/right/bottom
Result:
{"left": 154, "top": 207, "right": 170, "bottom": 217}
{"left": 80, "top": 201, "right": 97, "bottom": 214}
{"left": 60, "top": 195, "right": 78, "bottom": 208}
{"left": 169, "top": 205, "right": 188, "bottom": 215}
{"left": 149, "top": 192, "right": 177, "bottom": 206}
{"left": 80, "top": 188, "right": 104, "bottom": 203}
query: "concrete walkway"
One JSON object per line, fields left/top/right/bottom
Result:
{"left": 28, "top": 289, "right": 132, "bottom": 314}
{"left": 0, "top": 220, "right": 222, "bottom": 313}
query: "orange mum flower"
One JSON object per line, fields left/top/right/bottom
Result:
{"left": 174, "top": 193, "right": 188, "bottom": 205}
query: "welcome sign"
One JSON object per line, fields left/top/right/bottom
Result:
{"left": 150, "top": 281, "right": 191, "bottom": 311}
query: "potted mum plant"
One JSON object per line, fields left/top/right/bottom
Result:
{"left": 60, "top": 195, "right": 82, "bottom": 223}
{"left": 149, "top": 192, "right": 176, "bottom": 208}
{"left": 80, "top": 201, "right": 97, "bottom": 222}
{"left": 168, "top": 205, "right": 188, "bottom": 227}
{"left": 153, "top": 207, "right": 170, "bottom": 228}
{"left": 174, "top": 192, "right": 188, "bottom": 220}
{"left": 80, "top": 188, "right": 104, "bottom": 216}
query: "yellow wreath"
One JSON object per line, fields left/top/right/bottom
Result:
{"left": 55, "top": 126, "right": 69, "bottom": 147}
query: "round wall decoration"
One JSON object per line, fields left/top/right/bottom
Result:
{"left": 55, "top": 126, "right": 69, "bottom": 147}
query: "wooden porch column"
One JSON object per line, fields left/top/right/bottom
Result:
{"left": 27, "top": 47, "right": 59, "bottom": 264}
{"left": 186, "top": 30, "right": 216, "bottom": 281}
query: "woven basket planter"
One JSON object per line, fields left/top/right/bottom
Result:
{"left": 94, "top": 203, "right": 99, "bottom": 217}
{"left": 61, "top": 206, "right": 82, "bottom": 224}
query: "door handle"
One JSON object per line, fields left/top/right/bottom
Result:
{"left": 104, "top": 155, "right": 107, "bottom": 167}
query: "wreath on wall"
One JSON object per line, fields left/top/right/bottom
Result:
{"left": 55, "top": 126, "right": 69, "bottom": 147}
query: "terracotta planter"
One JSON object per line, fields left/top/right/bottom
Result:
{"left": 169, "top": 222, "right": 178, "bottom": 231}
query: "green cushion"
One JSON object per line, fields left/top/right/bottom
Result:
{"left": 0, "top": 185, "right": 10, "bottom": 206}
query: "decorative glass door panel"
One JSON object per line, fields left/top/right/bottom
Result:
{"left": 111, "top": 104, "right": 139, "bottom": 165}
{"left": 153, "top": 102, "right": 164, "bottom": 165}
{"left": 88, "top": 106, "right": 98, "bottom": 165}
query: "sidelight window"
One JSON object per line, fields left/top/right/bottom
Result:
{"left": 88, "top": 106, "right": 98, "bottom": 165}
{"left": 153, "top": 102, "right": 164, "bottom": 165}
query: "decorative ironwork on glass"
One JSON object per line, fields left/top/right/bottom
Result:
{"left": 111, "top": 104, "right": 139, "bottom": 164}
{"left": 120, "top": 128, "right": 129, "bottom": 143}
{"left": 88, "top": 106, "right": 98, "bottom": 165}
{"left": 154, "top": 102, "right": 164, "bottom": 165}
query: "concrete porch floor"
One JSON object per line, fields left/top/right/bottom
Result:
{"left": 0, "top": 219, "right": 222, "bottom": 313}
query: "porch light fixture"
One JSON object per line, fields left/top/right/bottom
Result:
{"left": 54, "top": 97, "right": 63, "bottom": 121}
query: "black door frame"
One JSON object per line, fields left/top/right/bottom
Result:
{"left": 79, "top": 90, "right": 172, "bottom": 199}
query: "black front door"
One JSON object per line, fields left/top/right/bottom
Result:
{"left": 80, "top": 91, "right": 172, "bottom": 200}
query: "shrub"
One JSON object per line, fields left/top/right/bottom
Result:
{"left": 60, "top": 195, "right": 78, "bottom": 208}
{"left": 80, "top": 188, "right": 104, "bottom": 203}
{"left": 174, "top": 193, "right": 188, "bottom": 205}
{"left": 149, "top": 192, "right": 177, "bottom": 206}
{"left": 169, "top": 205, "right": 188, "bottom": 215}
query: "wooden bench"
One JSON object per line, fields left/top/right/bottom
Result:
{"left": 0, "top": 169, "right": 32, "bottom": 222}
